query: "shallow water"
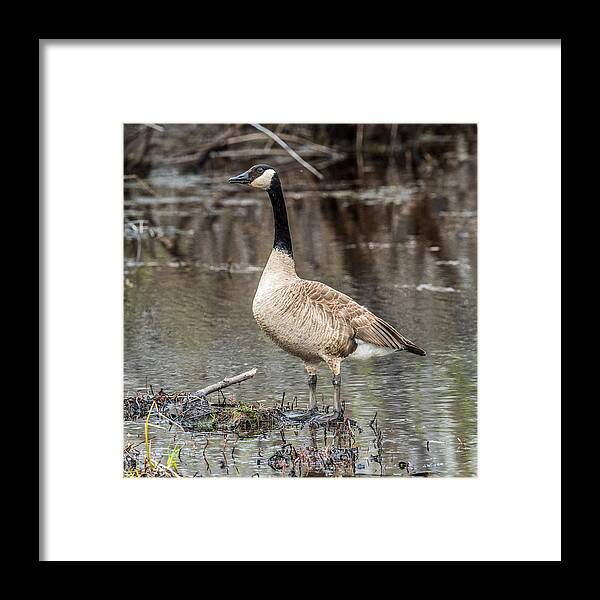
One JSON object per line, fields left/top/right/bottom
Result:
{"left": 124, "top": 154, "right": 477, "bottom": 477}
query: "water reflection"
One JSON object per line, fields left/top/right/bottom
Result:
{"left": 124, "top": 153, "right": 477, "bottom": 477}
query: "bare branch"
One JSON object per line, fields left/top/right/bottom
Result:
{"left": 193, "top": 368, "right": 258, "bottom": 398}
{"left": 250, "top": 123, "right": 325, "bottom": 180}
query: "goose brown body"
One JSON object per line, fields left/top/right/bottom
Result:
{"left": 252, "top": 248, "right": 426, "bottom": 372}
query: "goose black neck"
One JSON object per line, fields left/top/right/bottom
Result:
{"left": 267, "top": 179, "right": 293, "bottom": 258}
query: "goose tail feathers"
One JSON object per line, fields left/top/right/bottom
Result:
{"left": 356, "top": 316, "right": 427, "bottom": 356}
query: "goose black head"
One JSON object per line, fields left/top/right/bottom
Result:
{"left": 228, "top": 164, "right": 278, "bottom": 191}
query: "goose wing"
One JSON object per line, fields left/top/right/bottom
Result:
{"left": 300, "top": 280, "right": 426, "bottom": 356}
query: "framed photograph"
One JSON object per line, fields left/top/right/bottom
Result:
{"left": 41, "top": 40, "right": 561, "bottom": 561}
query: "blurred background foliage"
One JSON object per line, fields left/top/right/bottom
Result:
{"left": 125, "top": 123, "right": 476, "bottom": 184}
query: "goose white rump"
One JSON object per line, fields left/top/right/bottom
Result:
{"left": 348, "top": 339, "right": 397, "bottom": 360}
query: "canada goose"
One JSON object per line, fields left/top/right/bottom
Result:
{"left": 229, "top": 164, "right": 426, "bottom": 420}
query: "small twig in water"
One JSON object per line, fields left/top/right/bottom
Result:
{"left": 202, "top": 438, "right": 211, "bottom": 472}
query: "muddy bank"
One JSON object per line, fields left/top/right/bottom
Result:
{"left": 123, "top": 388, "right": 356, "bottom": 434}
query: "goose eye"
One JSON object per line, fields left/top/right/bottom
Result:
{"left": 257, "top": 167, "right": 264, "bottom": 173}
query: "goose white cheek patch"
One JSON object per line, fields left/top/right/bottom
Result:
{"left": 250, "top": 169, "right": 276, "bottom": 189}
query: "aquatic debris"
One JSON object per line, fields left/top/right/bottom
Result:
{"left": 123, "top": 443, "right": 180, "bottom": 478}
{"left": 268, "top": 444, "right": 358, "bottom": 477}
{"left": 193, "top": 368, "right": 258, "bottom": 399}
{"left": 124, "top": 391, "right": 280, "bottom": 433}
{"left": 124, "top": 369, "right": 361, "bottom": 435}
{"left": 369, "top": 412, "right": 385, "bottom": 476}
{"left": 124, "top": 387, "right": 356, "bottom": 435}
{"left": 268, "top": 417, "right": 360, "bottom": 477}
{"left": 124, "top": 389, "right": 173, "bottom": 420}
{"left": 185, "top": 401, "right": 281, "bottom": 433}
{"left": 125, "top": 368, "right": 258, "bottom": 423}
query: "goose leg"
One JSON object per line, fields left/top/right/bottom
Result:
{"left": 306, "top": 359, "right": 343, "bottom": 426}
{"left": 332, "top": 373, "right": 342, "bottom": 413}
{"left": 308, "top": 374, "right": 318, "bottom": 410}
{"left": 304, "top": 363, "right": 319, "bottom": 411}
{"left": 328, "top": 358, "right": 342, "bottom": 414}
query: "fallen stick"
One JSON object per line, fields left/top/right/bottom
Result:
{"left": 250, "top": 123, "right": 324, "bottom": 180}
{"left": 193, "top": 368, "right": 258, "bottom": 398}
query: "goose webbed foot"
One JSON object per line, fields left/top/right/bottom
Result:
{"left": 280, "top": 405, "right": 320, "bottom": 425}
{"left": 305, "top": 406, "right": 344, "bottom": 427}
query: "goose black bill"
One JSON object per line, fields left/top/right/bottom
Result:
{"left": 228, "top": 171, "right": 252, "bottom": 185}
